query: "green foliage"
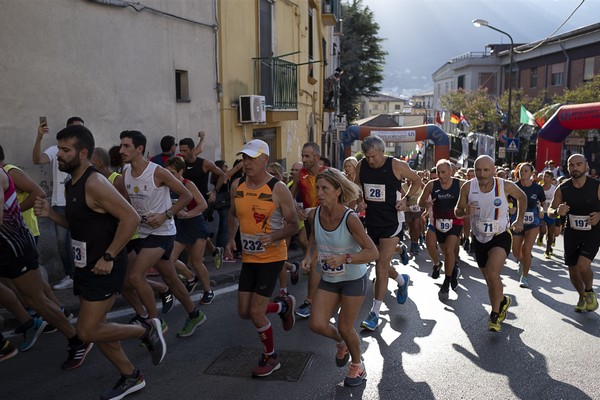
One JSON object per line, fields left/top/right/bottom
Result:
{"left": 553, "top": 74, "right": 600, "bottom": 104}
{"left": 339, "top": 0, "right": 387, "bottom": 123}
{"left": 354, "top": 151, "right": 364, "bottom": 161}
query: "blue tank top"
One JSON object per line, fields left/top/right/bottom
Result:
{"left": 314, "top": 206, "right": 367, "bottom": 283}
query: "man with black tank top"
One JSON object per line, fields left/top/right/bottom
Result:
{"left": 179, "top": 137, "right": 227, "bottom": 268}
{"left": 34, "top": 125, "right": 166, "bottom": 400}
{"left": 549, "top": 154, "right": 599, "bottom": 313}
{"left": 354, "top": 135, "right": 421, "bottom": 331}
{"left": 418, "top": 159, "right": 465, "bottom": 299}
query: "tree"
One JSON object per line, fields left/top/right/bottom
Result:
{"left": 339, "top": 0, "right": 387, "bottom": 123}
{"left": 554, "top": 74, "right": 600, "bottom": 104}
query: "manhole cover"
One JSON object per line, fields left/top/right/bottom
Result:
{"left": 204, "top": 347, "right": 313, "bottom": 382}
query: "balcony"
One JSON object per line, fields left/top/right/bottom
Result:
{"left": 322, "top": 0, "right": 341, "bottom": 26}
{"left": 253, "top": 56, "right": 298, "bottom": 121}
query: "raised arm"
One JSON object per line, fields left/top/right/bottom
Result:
{"left": 32, "top": 123, "right": 51, "bottom": 165}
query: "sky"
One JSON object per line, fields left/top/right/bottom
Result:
{"left": 360, "top": 0, "right": 600, "bottom": 97}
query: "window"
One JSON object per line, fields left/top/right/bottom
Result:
{"left": 308, "top": 8, "right": 314, "bottom": 78}
{"left": 457, "top": 75, "right": 465, "bottom": 90}
{"left": 530, "top": 68, "right": 538, "bottom": 88}
{"left": 395, "top": 104, "right": 401, "bottom": 110}
{"left": 551, "top": 63, "right": 564, "bottom": 86}
{"left": 175, "top": 70, "right": 189, "bottom": 102}
{"left": 584, "top": 57, "right": 595, "bottom": 81}
{"left": 259, "top": 0, "right": 273, "bottom": 102}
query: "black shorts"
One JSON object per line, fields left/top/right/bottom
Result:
{"left": 511, "top": 223, "right": 540, "bottom": 237}
{"left": 238, "top": 261, "right": 285, "bottom": 297}
{"left": 435, "top": 224, "right": 463, "bottom": 244}
{"left": 318, "top": 273, "right": 368, "bottom": 297}
{"left": 366, "top": 224, "right": 403, "bottom": 246}
{"left": 404, "top": 210, "right": 423, "bottom": 223}
{"left": 563, "top": 228, "right": 600, "bottom": 266}
{"left": 175, "top": 215, "right": 209, "bottom": 244}
{"left": 128, "top": 234, "right": 175, "bottom": 260}
{"left": 0, "top": 245, "right": 39, "bottom": 279}
{"left": 74, "top": 252, "right": 127, "bottom": 301}
{"left": 471, "top": 231, "right": 512, "bottom": 269}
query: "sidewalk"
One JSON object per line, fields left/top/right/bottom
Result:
{"left": 0, "top": 246, "right": 306, "bottom": 330}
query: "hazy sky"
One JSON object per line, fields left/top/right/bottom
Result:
{"left": 361, "top": 0, "right": 600, "bottom": 96}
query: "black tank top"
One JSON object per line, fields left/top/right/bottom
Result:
{"left": 359, "top": 156, "right": 402, "bottom": 227}
{"left": 432, "top": 179, "right": 461, "bottom": 220}
{"left": 183, "top": 157, "right": 210, "bottom": 200}
{"left": 560, "top": 177, "right": 600, "bottom": 233}
{"left": 65, "top": 167, "right": 125, "bottom": 268}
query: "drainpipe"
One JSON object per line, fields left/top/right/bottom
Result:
{"left": 558, "top": 42, "right": 570, "bottom": 89}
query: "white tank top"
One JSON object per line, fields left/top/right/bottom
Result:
{"left": 543, "top": 184, "right": 556, "bottom": 210}
{"left": 468, "top": 178, "right": 510, "bottom": 243}
{"left": 123, "top": 162, "right": 176, "bottom": 238}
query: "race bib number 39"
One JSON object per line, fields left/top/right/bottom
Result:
{"left": 364, "top": 184, "right": 386, "bottom": 202}
{"left": 569, "top": 214, "right": 591, "bottom": 231}
{"left": 240, "top": 233, "right": 266, "bottom": 254}
{"left": 72, "top": 239, "right": 87, "bottom": 268}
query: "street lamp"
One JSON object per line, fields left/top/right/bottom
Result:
{"left": 473, "top": 18, "right": 515, "bottom": 164}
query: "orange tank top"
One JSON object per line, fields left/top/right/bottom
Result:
{"left": 235, "top": 176, "right": 287, "bottom": 263}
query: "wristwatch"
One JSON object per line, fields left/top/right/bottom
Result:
{"left": 166, "top": 209, "right": 174, "bottom": 220}
{"left": 345, "top": 254, "right": 353, "bottom": 264}
{"left": 103, "top": 252, "right": 116, "bottom": 262}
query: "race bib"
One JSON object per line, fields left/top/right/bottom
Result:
{"left": 436, "top": 219, "right": 453, "bottom": 233}
{"left": 544, "top": 200, "right": 551, "bottom": 209}
{"left": 409, "top": 205, "right": 421, "bottom": 212}
{"left": 569, "top": 214, "right": 591, "bottom": 231}
{"left": 72, "top": 239, "right": 87, "bottom": 268}
{"left": 364, "top": 184, "right": 386, "bottom": 202}
{"left": 476, "top": 220, "right": 499, "bottom": 235}
{"left": 319, "top": 253, "right": 346, "bottom": 276}
{"left": 524, "top": 211, "right": 535, "bottom": 225}
{"left": 240, "top": 233, "right": 266, "bottom": 254}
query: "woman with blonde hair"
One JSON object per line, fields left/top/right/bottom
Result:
{"left": 342, "top": 156, "right": 358, "bottom": 182}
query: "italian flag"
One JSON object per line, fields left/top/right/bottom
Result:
{"left": 520, "top": 105, "right": 535, "bottom": 126}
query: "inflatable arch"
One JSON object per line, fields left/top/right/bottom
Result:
{"left": 536, "top": 102, "right": 600, "bottom": 171}
{"left": 342, "top": 124, "right": 450, "bottom": 162}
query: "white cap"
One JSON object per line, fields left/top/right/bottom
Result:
{"left": 236, "top": 139, "right": 270, "bottom": 158}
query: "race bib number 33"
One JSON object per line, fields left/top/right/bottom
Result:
{"left": 72, "top": 239, "right": 87, "bottom": 268}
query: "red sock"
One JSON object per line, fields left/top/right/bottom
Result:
{"left": 266, "top": 301, "right": 282, "bottom": 314}
{"left": 257, "top": 323, "right": 274, "bottom": 354}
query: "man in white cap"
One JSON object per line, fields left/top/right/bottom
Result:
{"left": 225, "top": 139, "right": 299, "bottom": 377}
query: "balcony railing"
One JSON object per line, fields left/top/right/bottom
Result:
{"left": 322, "top": 0, "right": 341, "bottom": 26}
{"left": 253, "top": 56, "right": 298, "bottom": 110}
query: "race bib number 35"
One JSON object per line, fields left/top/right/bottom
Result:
{"left": 72, "top": 239, "right": 87, "bottom": 268}
{"left": 364, "top": 184, "right": 386, "bottom": 202}
{"left": 240, "top": 233, "right": 266, "bottom": 254}
{"left": 524, "top": 211, "right": 535, "bottom": 225}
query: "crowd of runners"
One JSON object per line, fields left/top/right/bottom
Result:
{"left": 1, "top": 121, "right": 598, "bottom": 398}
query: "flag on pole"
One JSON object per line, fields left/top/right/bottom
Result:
{"left": 496, "top": 101, "right": 507, "bottom": 123}
{"left": 520, "top": 105, "right": 535, "bottom": 126}
{"left": 450, "top": 113, "right": 460, "bottom": 124}
{"left": 435, "top": 111, "right": 442, "bottom": 125}
{"left": 441, "top": 111, "right": 446, "bottom": 123}
{"left": 460, "top": 112, "right": 470, "bottom": 128}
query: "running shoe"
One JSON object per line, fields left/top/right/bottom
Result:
{"left": 200, "top": 290, "right": 215, "bottom": 305}
{"left": 278, "top": 295, "right": 296, "bottom": 331}
{"left": 344, "top": 363, "right": 367, "bottom": 387}
{"left": 432, "top": 261, "right": 443, "bottom": 279}
{"left": 100, "top": 371, "right": 146, "bottom": 400}
{"left": 438, "top": 285, "right": 449, "bottom": 300}
{"left": 177, "top": 309, "right": 207, "bottom": 337}
{"left": 128, "top": 314, "right": 148, "bottom": 325}
{"left": 410, "top": 242, "right": 420, "bottom": 255}
{"left": 575, "top": 296, "right": 587, "bottom": 312}
{"left": 290, "top": 262, "right": 300, "bottom": 285}
{"left": 360, "top": 312, "right": 379, "bottom": 331}
{"left": 185, "top": 276, "right": 199, "bottom": 294}
{"left": 399, "top": 244, "right": 409, "bottom": 265}
{"left": 498, "top": 295, "right": 512, "bottom": 323}
{"left": 396, "top": 274, "right": 410, "bottom": 304}
{"left": 463, "top": 238, "right": 470, "bottom": 253}
{"left": 44, "top": 306, "right": 73, "bottom": 334}
{"left": 519, "top": 276, "right": 529, "bottom": 289}
{"left": 335, "top": 342, "right": 350, "bottom": 367}
{"left": 543, "top": 252, "right": 551, "bottom": 259}
{"left": 295, "top": 300, "right": 311, "bottom": 318}
{"left": 61, "top": 342, "right": 94, "bottom": 370}
{"left": 585, "top": 291, "right": 598, "bottom": 312}
{"left": 536, "top": 238, "right": 543, "bottom": 247}
{"left": 223, "top": 256, "right": 236, "bottom": 263}
{"left": 142, "top": 318, "right": 167, "bottom": 365}
{"left": 213, "top": 247, "right": 224, "bottom": 270}
{"left": 451, "top": 266, "right": 461, "bottom": 290}
{"left": 0, "top": 339, "right": 18, "bottom": 362}
{"left": 252, "top": 353, "right": 281, "bottom": 377}
{"left": 18, "top": 318, "right": 47, "bottom": 351}
{"left": 487, "top": 317, "right": 501, "bottom": 332}
{"left": 159, "top": 289, "right": 174, "bottom": 314}
{"left": 53, "top": 275, "right": 73, "bottom": 290}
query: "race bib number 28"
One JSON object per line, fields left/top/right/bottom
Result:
{"left": 363, "top": 184, "right": 386, "bottom": 202}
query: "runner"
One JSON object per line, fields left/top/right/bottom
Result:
{"left": 302, "top": 168, "right": 377, "bottom": 387}
{"left": 509, "top": 163, "right": 545, "bottom": 289}
{"left": 34, "top": 125, "right": 166, "bottom": 399}
{"left": 354, "top": 135, "right": 419, "bottom": 331}
{"left": 418, "top": 159, "right": 464, "bottom": 299}
{"left": 224, "top": 139, "right": 299, "bottom": 377}
{"left": 538, "top": 170, "right": 557, "bottom": 259}
{"left": 455, "top": 155, "right": 527, "bottom": 332}
{"left": 548, "top": 154, "right": 599, "bottom": 312}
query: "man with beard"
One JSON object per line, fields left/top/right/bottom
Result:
{"left": 549, "top": 154, "right": 599, "bottom": 312}
{"left": 35, "top": 125, "right": 166, "bottom": 399}
{"left": 455, "top": 155, "right": 527, "bottom": 332}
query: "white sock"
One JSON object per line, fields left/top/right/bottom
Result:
{"left": 279, "top": 287, "right": 288, "bottom": 295}
{"left": 371, "top": 300, "right": 382, "bottom": 316}
{"left": 394, "top": 274, "right": 405, "bottom": 286}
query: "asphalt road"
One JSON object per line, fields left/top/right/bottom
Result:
{"left": 2, "top": 236, "right": 599, "bottom": 400}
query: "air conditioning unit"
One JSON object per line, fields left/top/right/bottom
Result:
{"left": 239, "top": 95, "right": 266, "bottom": 123}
